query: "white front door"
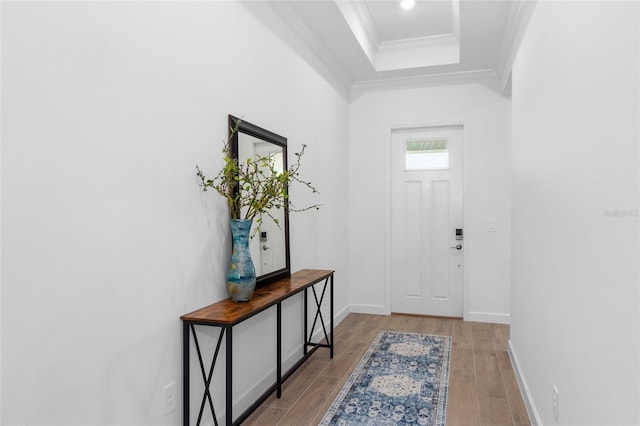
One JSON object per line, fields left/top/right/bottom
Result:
{"left": 391, "top": 125, "right": 464, "bottom": 317}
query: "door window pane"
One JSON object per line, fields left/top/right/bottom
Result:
{"left": 405, "top": 138, "right": 449, "bottom": 170}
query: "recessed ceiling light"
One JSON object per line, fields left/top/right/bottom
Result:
{"left": 401, "top": 0, "right": 415, "bottom": 10}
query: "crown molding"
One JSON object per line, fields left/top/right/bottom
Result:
{"left": 380, "top": 33, "right": 457, "bottom": 49}
{"left": 264, "top": 1, "right": 508, "bottom": 99}
{"left": 334, "top": 0, "right": 379, "bottom": 66}
{"left": 376, "top": 34, "right": 460, "bottom": 71}
{"left": 450, "top": 0, "right": 461, "bottom": 40}
{"left": 266, "top": 1, "right": 352, "bottom": 93}
{"left": 496, "top": 0, "right": 538, "bottom": 95}
{"left": 350, "top": 69, "right": 500, "bottom": 100}
{"left": 337, "top": 0, "right": 461, "bottom": 72}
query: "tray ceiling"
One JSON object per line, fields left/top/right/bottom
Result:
{"left": 266, "top": 0, "right": 515, "bottom": 90}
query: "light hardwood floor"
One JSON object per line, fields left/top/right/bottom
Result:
{"left": 244, "top": 313, "right": 530, "bottom": 426}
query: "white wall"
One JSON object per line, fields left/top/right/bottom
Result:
{"left": 1, "top": 2, "right": 349, "bottom": 425}
{"left": 510, "top": 2, "right": 640, "bottom": 424}
{"left": 348, "top": 78, "right": 512, "bottom": 322}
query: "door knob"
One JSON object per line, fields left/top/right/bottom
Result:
{"left": 449, "top": 244, "right": 462, "bottom": 250}
{"left": 262, "top": 245, "right": 270, "bottom": 250}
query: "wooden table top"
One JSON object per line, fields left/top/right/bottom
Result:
{"left": 181, "top": 269, "right": 334, "bottom": 326}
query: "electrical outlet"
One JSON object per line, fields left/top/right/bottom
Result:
{"left": 164, "top": 382, "right": 177, "bottom": 414}
{"left": 552, "top": 385, "right": 559, "bottom": 421}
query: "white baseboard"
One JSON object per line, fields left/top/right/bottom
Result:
{"left": 465, "top": 311, "right": 511, "bottom": 324}
{"left": 334, "top": 305, "right": 350, "bottom": 325}
{"left": 348, "top": 306, "right": 510, "bottom": 323}
{"left": 348, "top": 304, "right": 388, "bottom": 315}
{"left": 508, "top": 340, "right": 542, "bottom": 426}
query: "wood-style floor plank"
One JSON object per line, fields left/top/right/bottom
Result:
{"left": 452, "top": 319, "right": 474, "bottom": 350}
{"left": 490, "top": 323, "right": 510, "bottom": 352}
{"left": 276, "top": 375, "right": 340, "bottom": 426}
{"left": 447, "top": 347, "right": 480, "bottom": 426}
{"left": 479, "top": 397, "right": 513, "bottom": 426}
{"left": 475, "top": 351, "right": 508, "bottom": 400}
{"left": 502, "top": 366, "right": 531, "bottom": 424}
{"left": 242, "top": 406, "right": 287, "bottom": 426}
{"left": 471, "top": 322, "right": 494, "bottom": 352}
{"left": 243, "top": 313, "right": 531, "bottom": 425}
{"left": 434, "top": 317, "right": 454, "bottom": 336}
{"left": 319, "top": 342, "right": 365, "bottom": 379}
{"left": 496, "top": 350, "right": 513, "bottom": 370}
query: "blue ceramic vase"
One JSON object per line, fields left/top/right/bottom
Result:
{"left": 227, "top": 219, "right": 256, "bottom": 302}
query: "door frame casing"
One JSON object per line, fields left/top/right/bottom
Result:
{"left": 384, "top": 120, "right": 471, "bottom": 319}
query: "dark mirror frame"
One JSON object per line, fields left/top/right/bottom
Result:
{"left": 229, "top": 115, "right": 291, "bottom": 287}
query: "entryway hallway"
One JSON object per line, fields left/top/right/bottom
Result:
{"left": 245, "top": 313, "right": 530, "bottom": 426}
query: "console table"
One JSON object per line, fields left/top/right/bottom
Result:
{"left": 181, "top": 269, "right": 334, "bottom": 426}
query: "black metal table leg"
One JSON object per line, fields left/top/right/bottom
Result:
{"left": 225, "top": 326, "right": 232, "bottom": 426}
{"left": 191, "top": 325, "right": 224, "bottom": 426}
{"left": 330, "top": 274, "right": 334, "bottom": 358}
{"left": 277, "top": 302, "right": 282, "bottom": 398}
{"left": 183, "top": 322, "right": 190, "bottom": 426}
{"left": 303, "top": 288, "right": 308, "bottom": 356}
{"left": 310, "top": 281, "right": 329, "bottom": 344}
{"left": 304, "top": 276, "right": 333, "bottom": 356}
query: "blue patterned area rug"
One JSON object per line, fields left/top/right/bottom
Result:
{"left": 319, "top": 330, "right": 451, "bottom": 426}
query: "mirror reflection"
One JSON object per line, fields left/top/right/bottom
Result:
{"left": 230, "top": 115, "right": 291, "bottom": 286}
{"left": 238, "top": 135, "right": 287, "bottom": 275}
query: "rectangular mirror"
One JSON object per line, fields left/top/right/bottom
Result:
{"left": 229, "top": 115, "right": 291, "bottom": 286}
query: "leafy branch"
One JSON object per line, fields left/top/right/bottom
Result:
{"left": 196, "top": 120, "right": 321, "bottom": 233}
